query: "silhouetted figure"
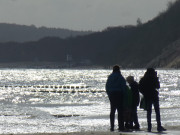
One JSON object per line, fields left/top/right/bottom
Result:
{"left": 123, "top": 85, "right": 133, "bottom": 130}
{"left": 106, "top": 65, "right": 126, "bottom": 131}
{"left": 139, "top": 68, "right": 166, "bottom": 132}
{"left": 126, "top": 76, "right": 140, "bottom": 130}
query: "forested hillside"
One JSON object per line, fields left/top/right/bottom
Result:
{"left": 0, "top": 23, "right": 92, "bottom": 42}
{"left": 0, "top": 0, "right": 180, "bottom": 68}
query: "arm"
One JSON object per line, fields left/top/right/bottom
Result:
{"left": 155, "top": 77, "right": 160, "bottom": 89}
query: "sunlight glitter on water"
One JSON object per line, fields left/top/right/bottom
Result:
{"left": 0, "top": 69, "right": 179, "bottom": 133}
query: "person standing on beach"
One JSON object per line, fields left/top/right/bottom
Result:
{"left": 126, "top": 76, "right": 140, "bottom": 130}
{"left": 139, "top": 68, "right": 166, "bottom": 132}
{"left": 123, "top": 85, "right": 133, "bottom": 130}
{"left": 106, "top": 65, "right": 126, "bottom": 131}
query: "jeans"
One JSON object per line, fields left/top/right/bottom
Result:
{"left": 146, "top": 97, "right": 161, "bottom": 130}
{"left": 131, "top": 106, "right": 140, "bottom": 127}
{"left": 109, "top": 92, "right": 124, "bottom": 129}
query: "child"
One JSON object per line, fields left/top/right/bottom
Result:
{"left": 123, "top": 85, "right": 133, "bottom": 130}
{"left": 126, "top": 76, "right": 140, "bottom": 130}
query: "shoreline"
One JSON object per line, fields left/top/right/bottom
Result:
{"left": 1, "top": 125, "right": 179, "bottom": 135}
{"left": 0, "top": 62, "right": 178, "bottom": 70}
{"left": 1, "top": 130, "right": 180, "bottom": 135}
{"left": 0, "top": 62, "right": 105, "bottom": 69}
{"left": 2, "top": 127, "right": 180, "bottom": 135}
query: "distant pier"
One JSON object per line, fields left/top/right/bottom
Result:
{"left": 0, "top": 85, "right": 105, "bottom": 93}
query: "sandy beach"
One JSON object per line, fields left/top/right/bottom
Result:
{"left": 2, "top": 127, "right": 180, "bottom": 135}
{"left": 2, "top": 130, "right": 180, "bottom": 135}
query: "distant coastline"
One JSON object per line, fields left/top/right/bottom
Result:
{"left": 0, "top": 62, "right": 105, "bottom": 69}
{"left": 0, "top": 62, "right": 178, "bottom": 70}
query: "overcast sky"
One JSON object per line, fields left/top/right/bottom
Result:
{"left": 0, "top": 0, "right": 176, "bottom": 31}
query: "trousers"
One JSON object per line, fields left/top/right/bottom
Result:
{"left": 109, "top": 92, "right": 124, "bottom": 129}
{"left": 146, "top": 97, "right": 161, "bottom": 130}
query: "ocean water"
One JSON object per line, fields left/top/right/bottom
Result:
{"left": 0, "top": 69, "right": 179, "bottom": 134}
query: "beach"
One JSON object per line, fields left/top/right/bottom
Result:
{"left": 1, "top": 130, "right": 180, "bottom": 135}
{"left": 0, "top": 69, "right": 180, "bottom": 134}
{"left": 3, "top": 127, "right": 180, "bottom": 135}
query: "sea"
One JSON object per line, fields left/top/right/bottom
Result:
{"left": 0, "top": 68, "right": 179, "bottom": 134}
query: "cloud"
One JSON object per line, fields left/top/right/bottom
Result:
{"left": 0, "top": 0, "right": 176, "bottom": 31}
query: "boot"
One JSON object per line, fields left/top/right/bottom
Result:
{"left": 157, "top": 126, "right": 166, "bottom": 132}
{"left": 133, "top": 124, "right": 140, "bottom": 130}
{"left": 147, "top": 123, "right": 152, "bottom": 132}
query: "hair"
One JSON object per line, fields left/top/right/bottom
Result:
{"left": 113, "top": 65, "right": 120, "bottom": 72}
{"left": 147, "top": 68, "right": 155, "bottom": 73}
{"left": 145, "top": 68, "right": 157, "bottom": 77}
{"left": 126, "top": 76, "right": 134, "bottom": 82}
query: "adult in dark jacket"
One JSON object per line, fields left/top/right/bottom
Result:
{"left": 126, "top": 76, "right": 140, "bottom": 130}
{"left": 106, "top": 65, "right": 126, "bottom": 131}
{"left": 139, "top": 68, "right": 166, "bottom": 132}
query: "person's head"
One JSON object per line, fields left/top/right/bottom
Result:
{"left": 113, "top": 65, "right": 120, "bottom": 73}
{"left": 145, "top": 68, "right": 157, "bottom": 77}
{"left": 126, "top": 76, "right": 134, "bottom": 84}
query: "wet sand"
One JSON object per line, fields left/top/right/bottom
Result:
{"left": 2, "top": 130, "right": 180, "bottom": 135}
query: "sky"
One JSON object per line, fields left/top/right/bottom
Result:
{"left": 0, "top": 0, "right": 176, "bottom": 31}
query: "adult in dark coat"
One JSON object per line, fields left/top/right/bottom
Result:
{"left": 106, "top": 65, "right": 126, "bottom": 131}
{"left": 139, "top": 68, "right": 166, "bottom": 132}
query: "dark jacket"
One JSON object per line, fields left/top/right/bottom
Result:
{"left": 106, "top": 71, "right": 126, "bottom": 96}
{"left": 139, "top": 75, "right": 160, "bottom": 100}
{"left": 130, "top": 81, "right": 140, "bottom": 107}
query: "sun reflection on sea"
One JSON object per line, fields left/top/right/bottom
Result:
{"left": 0, "top": 69, "right": 179, "bottom": 133}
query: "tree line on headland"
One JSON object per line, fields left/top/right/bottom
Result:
{"left": 0, "top": 0, "right": 180, "bottom": 68}
{"left": 0, "top": 23, "right": 92, "bottom": 42}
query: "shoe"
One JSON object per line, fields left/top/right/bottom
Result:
{"left": 125, "top": 123, "right": 133, "bottom": 129}
{"left": 118, "top": 127, "right": 125, "bottom": 132}
{"left": 125, "top": 123, "right": 129, "bottom": 129}
{"left": 110, "top": 128, "right": 114, "bottom": 132}
{"left": 147, "top": 127, "right": 151, "bottom": 132}
{"left": 157, "top": 126, "right": 166, "bottom": 132}
{"left": 133, "top": 125, "right": 140, "bottom": 130}
{"left": 148, "top": 124, "right": 152, "bottom": 132}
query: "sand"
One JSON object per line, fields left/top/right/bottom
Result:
{"left": 1, "top": 127, "right": 180, "bottom": 135}
{"left": 1, "top": 130, "right": 180, "bottom": 135}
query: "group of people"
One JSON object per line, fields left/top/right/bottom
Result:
{"left": 105, "top": 65, "right": 167, "bottom": 132}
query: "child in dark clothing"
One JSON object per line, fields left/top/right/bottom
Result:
{"left": 126, "top": 76, "right": 140, "bottom": 130}
{"left": 123, "top": 85, "right": 133, "bottom": 130}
